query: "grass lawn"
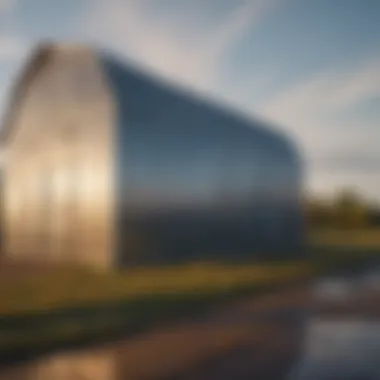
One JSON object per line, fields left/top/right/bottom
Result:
{"left": 1, "top": 226, "right": 379, "bottom": 362}
{"left": 308, "top": 227, "right": 380, "bottom": 276}
{"left": 0, "top": 262, "right": 310, "bottom": 315}
{"left": 309, "top": 227, "right": 380, "bottom": 249}
{"left": 0, "top": 261, "right": 310, "bottom": 362}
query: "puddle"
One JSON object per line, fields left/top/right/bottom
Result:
{"left": 1, "top": 270, "right": 379, "bottom": 380}
{"left": 289, "top": 319, "right": 380, "bottom": 380}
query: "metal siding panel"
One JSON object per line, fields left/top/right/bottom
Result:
{"left": 102, "top": 56, "right": 304, "bottom": 267}
{"left": 2, "top": 49, "right": 116, "bottom": 269}
{"left": 2, "top": 46, "right": 303, "bottom": 269}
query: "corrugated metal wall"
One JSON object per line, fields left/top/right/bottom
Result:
{"left": 102, "top": 56, "right": 304, "bottom": 266}
{"left": 2, "top": 46, "right": 303, "bottom": 269}
{"left": 2, "top": 48, "right": 116, "bottom": 268}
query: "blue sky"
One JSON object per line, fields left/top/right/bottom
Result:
{"left": 0, "top": 0, "right": 379, "bottom": 201}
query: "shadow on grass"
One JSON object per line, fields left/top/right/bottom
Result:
{"left": 2, "top": 248, "right": 378, "bottom": 369}
{"left": 0, "top": 282, "right": 298, "bottom": 368}
{"left": 311, "top": 246, "right": 380, "bottom": 276}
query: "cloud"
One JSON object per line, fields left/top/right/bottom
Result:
{"left": 0, "top": 1, "right": 23, "bottom": 62}
{"left": 81, "top": 0, "right": 282, "bottom": 92}
{"left": 257, "top": 58, "right": 380, "bottom": 198}
{"left": 308, "top": 170, "right": 380, "bottom": 203}
{"left": 0, "top": 0, "right": 16, "bottom": 14}
{"left": 201, "top": 0, "right": 280, "bottom": 67}
{"left": 306, "top": 123, "right": 380, "bottom": 200}
{"left": 81, "top": 0, "right": 208, "bottom": 88}
{"left": 258, "top": 57, "right": 380, "bottom": 153}
{"left": 260, "top": 58, "right": 380, "bottom": 125}
{"left": 327, "top": 60, "right": 380, "bottom": 111}
{"left": 314, "top": 153, "right": 380, "bottom": 174}
{"left": 81, "top": 0, "right": 379, "bottom": 199}
{"left": 0, "top": 35, "right": 28, "bottom": 60}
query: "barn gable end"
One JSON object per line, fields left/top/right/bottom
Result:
{"left": 1, "top": 44, "right": 116, "bottom": 268}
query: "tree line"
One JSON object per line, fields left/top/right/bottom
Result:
{"left": 305, "top": 189, "right": 380, "bottom": 229}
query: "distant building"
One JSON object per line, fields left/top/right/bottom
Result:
{"left": 0, "top": 43, "right": 304, "bottom": 269}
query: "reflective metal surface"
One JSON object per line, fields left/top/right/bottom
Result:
{"left": 1, "top": 45, "right": 303, "bottom": 268}
{"left": 102, "top": 55, "right": 304, "bottom": 265}
{"left": 1, "top": 46, "right": 115, "bottom": 268}
{"left": 288, "top": 271, "right": 380, "bottom": 380}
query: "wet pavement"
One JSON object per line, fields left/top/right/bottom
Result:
{"left": 0, "top": 269, "right": 379, "bottom": 380}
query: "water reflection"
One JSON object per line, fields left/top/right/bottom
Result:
{"left": 289, "top": 271, "right": 380, "bottom": 380}
{"left": 359, "top": 269, "right": 380, "bottom": 292}
{"left": 1, "top": 272, "right": 379, "bottom": 380}
{"left": 33, "top": 350, "right": 116, "bottom": 380}
{"left": 314, "top": 277, "right": 356, "bottom": 300}
{"left": 289, "top": 319, "right": 380, "bottom": 380}
{"left": 0, "top": 349, "right": 116, "bottom": 380}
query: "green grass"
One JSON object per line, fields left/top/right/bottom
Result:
{"left": 0, "top": 284, "right": 284, "bottom": 360}
{"left": 309, "top": 227, "right": 380, "bottom": 249}
{"left": 308, "top": 227, "right": 380, "bottom": 274}
{"left": 4, "top": 226, "right": 379, "bottom": 318}
{"left": 0, "top": 261, "right": 310, "bottom": 360}
{"left": 2, "top": 225, "right": 380, "bottom": 361}
{"left": 0, "top": 261, "right": 309, "bottom": 316}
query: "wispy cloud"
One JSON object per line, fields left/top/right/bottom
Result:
{"left": 257, "top": 57, "right": 380, "bottom": 198}
{"left": 0, "top": 0, "right": 16, "bottom": 14}
{"left": 309, "top": 170, "right": 380, "bottom": 203}
{"left": 315, "top": 153, "right": 380, "bottom": 174}
{"left": 327, "top": 60, "right": 380, "bottom": 110}
{"left": 260, "top": 57, "right": 380, "bottom": 125}
{"left": 258, "top": 57, "right": 380, "bottom": 151}
{"left": 200, "top": 0, "right": 280, "bottom": 68}
{"left": 82, "top": 0, "right": 282, "bottom": 91}
{"left": 0, "top": 35, "right": 28, "bottom": 60}
{"left": 0, "top": 0, "right": 22, "bottom": 62}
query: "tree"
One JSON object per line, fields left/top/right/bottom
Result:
{"left": 305, "top": 188, "right": 374, "bottom": 230}
{"left": 331, "top": 189, "right": 370, "bottom": 229}
{"left": 305, "top": 196, "right": 332, "bottom": 229}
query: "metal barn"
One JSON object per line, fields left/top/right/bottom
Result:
{"left": 0, "top": 44, "right": 303, "bottom": 269}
